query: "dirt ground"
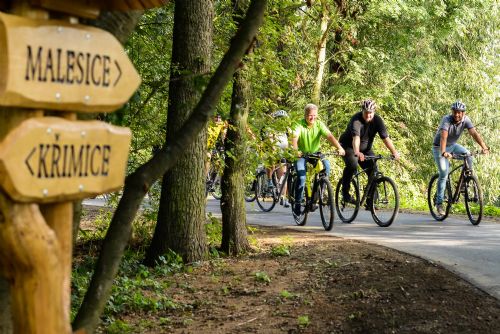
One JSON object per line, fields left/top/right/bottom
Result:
{"left": 89, "top": 221, "right": 500, "bottom": 334}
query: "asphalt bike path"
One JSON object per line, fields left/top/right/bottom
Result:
{"left": 206, "top": 197, "right": 500, "bottom": 301}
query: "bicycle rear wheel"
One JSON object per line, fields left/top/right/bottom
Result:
{"left": 210, "top": 173, "right": 222, "bottom": 200}
{"left": 318, "top": 179, "right": 334, "bottom": 231}
{"left": 255, "top": 172, "right": 277, "bottom": 212}
{"left": 370, "top": 176, "right": 399, "bottom": 227}
{"left": 290, "top": 174, "right": 307, "bottom": 226}
{"left": 335, "top": 178, "right": 360, "bottom": 223}
{"left": 464, "top": 175, "right": 483, "bottom": 225}
{"left": 427, "top": 174, "right": 452, "bottom": 221}
{"left": 244, "top": 178, "right": 256, "bottom": 202}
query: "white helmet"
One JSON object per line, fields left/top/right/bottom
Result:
{"left": 451, "top": 100, "right": 466, "bottom": 111}
{"left": 272, "top": 110, "right": 288, "bottom": 118}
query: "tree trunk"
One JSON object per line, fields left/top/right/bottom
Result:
{"left": 311, "top": 0, "right": 330, "bottom": 105}
{"left": 220, "top": 67, "right": 252, "bottom": 254}
{"left": 143, "top": 0, "right": 213, "bottom": 265}
{"left": 72, "top": 1, "right": 266, "bottom": 332}
{"left": 220, "top": 0, "right": 252, "bottom": 255}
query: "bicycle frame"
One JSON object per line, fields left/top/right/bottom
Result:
{"left": 447, "top": 155, "right": 473, "bottom": 205}
{"left": 350, "top": 162, "right": 382, "bottom": 206}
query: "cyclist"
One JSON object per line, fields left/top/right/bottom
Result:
{"left": 432, "top": 100, "right": 489, "bottom": 216}
{"left": 270, "top": 110, "right": 291, "bottom": 207}
{"left": 291, "top": 103, "right": 345, "bottom": 215}
{"left": 205, "top": 114, "right": 227, "bottom": 180}
{"left": 339, "top": 99, "right": 400, "bottom": 207}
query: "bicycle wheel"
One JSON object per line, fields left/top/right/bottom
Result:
{"left": 464, "top": 175, "right": 483, "bottom": 225}
{"left": 335, "top": 178, "right": 360, "bottom": 223}
{"left": 244, "top": 178, "right": 256, "bottom": 202}
{"left": 318, "top": 179, "right": 334, "bottom": 231}
{"left": 255, "top": 172, "right": 277, "bottom": 212}
{"left": 370, "top": 176, "right": 399, "bottom": 227}
{"left": 290, "top": 174, "right": 308, "bottom": 226}
{"left": 210, "top": 173, "right": 222, "bottom": 200}
{"left": 427, "top": 174, "right": 452, "bottom": 221}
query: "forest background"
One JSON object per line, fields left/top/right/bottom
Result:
{"left": 124, "top": 0, "right": 499, "bottom": 210}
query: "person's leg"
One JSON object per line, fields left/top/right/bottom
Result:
{"left": 449, "top": 144, "right": 472, "bottom": 168}
{"left": 432, "top": 146, "right": 450, "bottom": 205}
{"left": 294, "top": 158, "right": 306, "bottom": 213}
{"left": 321, "top": 158, "right": 331, "bottom": 176}
{"left": 341, "top": 148, "right": 357, "bottom": 199}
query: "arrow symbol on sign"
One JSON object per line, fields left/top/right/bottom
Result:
{"left": 114, "top": 60, "right": 122, "bottom": 87}
{"left": 25, "top": 147, "right": 36, "bottom": 176}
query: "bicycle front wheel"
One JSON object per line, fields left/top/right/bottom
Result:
{"left": 464, "top": 175, "right": 483, "bottom": 225}
{"left": 210, "top": 173, "right": 222, "bottom": 200}
{"left": 290, "top": 174, "right": 307, "bottom": 226}
{"left": 335, "top": 178, "right": 360, "bottom": 223}
{"left": 255, "top": 172, "right": 277, "bottom": 212}
{"left": 370, "top": 176, "right": 399, "bottom": 227}
{"left": 318, "top": 179, "right": 334, "bottom": 231}
{"left": 427, "top": 174, "right": 452, "bottom": 221}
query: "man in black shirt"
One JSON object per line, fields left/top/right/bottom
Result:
{"left": 339, "top": 99, "right": 400, "bottom": 204}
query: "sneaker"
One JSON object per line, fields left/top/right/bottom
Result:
{"left": 310, "top": 203, "right": 318, "bottom": 212}
{"left": 343, "top": 195, "right": 357, "bottom": 205}
{"left": 283, "top": 200, "right": 290, "bottom": 208}
{"left": 267, "top": 180, "right": 274, "bottom": 188}
{"left": 436, "top": 204, "right": 445, "bottom": 216}
{"left": 280, "top": 197, "right": 284, "bottom": 205}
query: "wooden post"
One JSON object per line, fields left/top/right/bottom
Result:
{"left": 0, "top": 2, "right": 72, "bottom": 333}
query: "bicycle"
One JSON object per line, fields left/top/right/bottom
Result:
{"left": 289, "top": 152, "right": 335, "bottom": 231}
{"left": 205, "top": 148, "right": 223, "bottom": 200}
{"left": 427, "top": 151, "right": 484, "bottom": 225}
{"left": 254, "top": 160, "right": 292, "bottom": 212}
{"left": 335, "top": 155, "right": 399, "bottom": 227}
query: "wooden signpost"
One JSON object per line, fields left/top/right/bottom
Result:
{"left": 0, "top": 117, "right": 131, "bottom": 203}
{"left": 0, "top": 1, "right": 159, "bottom": 332}
{"left": 0, "top": 12, "right": 141, "bottom": 112}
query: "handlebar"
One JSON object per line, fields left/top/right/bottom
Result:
{"left": 363, "top": 154, "right": 396, "bottom": 161}
{"left": 451, "top": 150, "right": 488, "bottom": 160}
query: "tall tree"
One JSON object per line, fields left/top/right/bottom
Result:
{"left": 72, "top": 1, "right": 266, "bottom": 331}
{"left": 144, "top": 0, "right": 213, "bottom": 265}
{"left": 311, "top": 0, "right": 331, "bottom": 104}
{"left": 220, "top": 0, "right": 253, "bottom": 255}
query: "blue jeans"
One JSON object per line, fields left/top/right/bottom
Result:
{"left": 294, "top": 157, "right": 331, "bottom": 204}
{"left": 432, "top": 144, "right": 471, "bottom": 205}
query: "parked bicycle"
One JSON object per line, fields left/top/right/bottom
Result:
{"left": 289, "top": 152, "right": 335, "bottom": 231}
{"left": 335, "top": 155, "right": 399, "bottom": 227}
{"left": 427, "top": 151, "right": 484, "bottom": 225}
{"left": 254, "top": 160, "right": 292, "bottom": 212}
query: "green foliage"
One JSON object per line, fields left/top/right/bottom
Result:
{"left": 271, "top": 244, "right": 291, "bottom": 256}
{"left": 254, "top": 271, "right": 271, "bottom": 283}
{"left": 297, "top": 315, "right": 310, "bottom": 327}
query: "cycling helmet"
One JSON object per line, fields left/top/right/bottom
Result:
{"left": 451, "top": 100, "right": 466, "bottom": 112}
{"left": 272, "top": 110, "right": 288, "bottom": 118}
{"left": 361, "top": 99, "right": 376, "bottom": 113}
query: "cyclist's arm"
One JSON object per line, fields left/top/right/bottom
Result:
{"left": 352, "top": 136, "right": 365, "bottom": 161}
{"left": 291, "top": 136, "right": 302, "bottom": 157}
{"left": 382, "top": 137, "right": 400, "bottom": 160}
{"left": 468, "top": 128, "right": 489, "bottom": 154}
{"left": 326, "top": 133, "right": 345, "bottom": 156}
{"left": 440, "top": 129, "right": 452, "bottom": 159}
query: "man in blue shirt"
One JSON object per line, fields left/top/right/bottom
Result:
{"left": 432, "top": 100, "right": 489, "bottom": 216}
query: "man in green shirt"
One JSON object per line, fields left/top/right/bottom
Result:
{"left": 291, "top": 103, "right": 345, "bottom": 215}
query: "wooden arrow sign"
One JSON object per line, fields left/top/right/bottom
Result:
{"left": 0, "top": 12, "right": 141, "bottom": 112}
{"left": 0, "top": 117, "right": 131, "bottom": 203}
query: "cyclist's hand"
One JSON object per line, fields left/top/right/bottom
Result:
{"left": 442, "top": 152, "right": 452, "bottom": 159}
{"left": 356, "top": 152, "right": 365, "bottom": 162}
{"left": 338, "top": 147, "right": 345, "bottom": 156}
{"left": 482, "top": 147, "right": 490, "bottom": 155}
{"left": 392, "top": 151, "right": 400, "bottom": 161}
{"left": 297, "top": 151, "right": 303, "bottom": 158}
